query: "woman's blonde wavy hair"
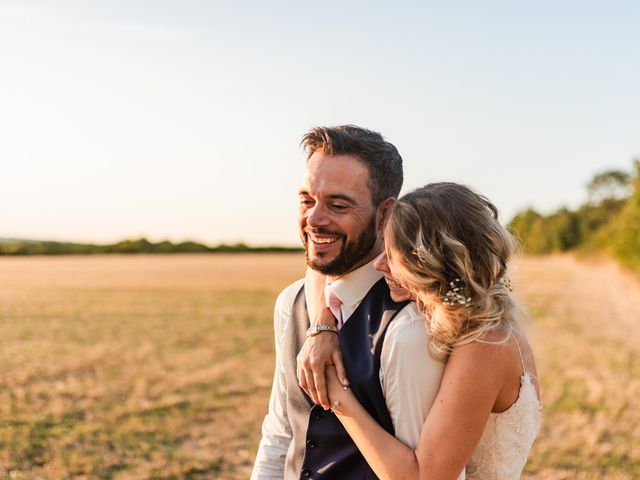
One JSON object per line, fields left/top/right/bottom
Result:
{"left": 386, "top": 182, "right": 520, "bottom": 357}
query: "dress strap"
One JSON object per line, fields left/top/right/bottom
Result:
{"left": 513, "top": 332, "right": 526, "bottom": 375}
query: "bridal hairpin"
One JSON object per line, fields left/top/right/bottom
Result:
{"left": 500, "top": 276, "right": 513, "bottom": 292}
{"left": 411, "top": 243, "right": 432, "bottom": 264}
{"left": 443, "top": 278, "right": 471, "bottom": 307}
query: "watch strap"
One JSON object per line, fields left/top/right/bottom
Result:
{"left": 306, "top": 324, "right": 338, "bottom": 337}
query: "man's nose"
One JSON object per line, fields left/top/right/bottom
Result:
{"left": 306, "top": 203, "right": 330, "bottom": 227}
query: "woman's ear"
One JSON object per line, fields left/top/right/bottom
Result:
{"left": 376, "top": 197, "right": 397, "bottom": 232}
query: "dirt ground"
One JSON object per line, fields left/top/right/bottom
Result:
{"left": 513, "top": 255, "right": 640, "bottom": 478}
{"left": 0, "top": 253, "right": 638, "bottom": 479}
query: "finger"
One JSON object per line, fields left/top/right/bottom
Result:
{"left": 296, "top": 358, "right": 303, "bottom": 386}
{"left": 313, "top": 370, "right": 330, "bottom": 410}
{"left": 304, "top": 367, "right": 320, "bottom": 405}
{"left": 296, "top": 355, "right": 306, "bottom": 390}
{"left": 296, "top": 351, "right": 306, "bottom": 385}
{"left": 298, "top": 364, "right": 310, "bottom": 397}
{"left": 333, "top": 352, "right": 350, "bottom": 386}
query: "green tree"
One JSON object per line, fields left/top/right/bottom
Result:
{"left": 546, "top": 208, "right": 582, "bottom": 251}
{"left": 607, "top": 160, "right": 640, "bottom": 270}
{"left": 509, "top": 209, "right": 551, "bottom": 254}
{"left": 587, "top": 169, "right": 631, "bottom": 204}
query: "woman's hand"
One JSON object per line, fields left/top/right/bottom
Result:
{"left": 325, "top": 365, "right": 355, "bottom": 415}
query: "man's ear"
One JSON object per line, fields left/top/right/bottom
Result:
{"left": 376, "top": 197, "right": 397, "bottom": 232}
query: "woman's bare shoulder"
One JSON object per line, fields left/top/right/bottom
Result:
{"left": 446, "top": 324, "right": 519, "bottom": 381}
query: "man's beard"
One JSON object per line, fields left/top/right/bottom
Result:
{"left": 303, "top": 216, "right": 378, "bottom": 276}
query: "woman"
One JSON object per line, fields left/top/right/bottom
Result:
{"left": 300, "top": 182, "right": 542, "bottom": 479}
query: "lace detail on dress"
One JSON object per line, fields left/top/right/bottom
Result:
{"left": 466, "top": 339, "right": 542, "bottom": 479}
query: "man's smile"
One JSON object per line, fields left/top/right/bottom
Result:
{"left": 306, "top": 232, "right": 343, "bottom": 254}
{"left": 308, "top": 233, "right": 341, "bottom": 245}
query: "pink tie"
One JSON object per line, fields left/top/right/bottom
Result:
{"left": 324, "top": 287, "right": 344, "bottom": 330}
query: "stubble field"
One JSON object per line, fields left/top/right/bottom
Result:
{"left": 0, "top": 253, "right": 638, "bottom": 479}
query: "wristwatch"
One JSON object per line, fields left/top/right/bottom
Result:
{"left": 306, "top": 325, "right": 338, "bottom": 337}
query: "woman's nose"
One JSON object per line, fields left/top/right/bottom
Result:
{"left": 373, "top": 252, "right": 390, "bottom": 273}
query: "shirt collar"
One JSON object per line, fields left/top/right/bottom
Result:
{"left": 325, "top": 258, "right": 384, "bottom": 311}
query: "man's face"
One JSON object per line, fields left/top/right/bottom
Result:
{"left": 298, "top": 152, "right": 381, "bottom": 278}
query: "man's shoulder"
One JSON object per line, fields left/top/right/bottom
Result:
{"left": 275, "top": 278, "right": 305, "bottom": 312}
{"left": 386, "top": 302, "right": 428, "bottom": 343}
{"left": 391, "top": 301, "right": 423, "bottom": 325}
{"left": 272, "top": 278, "right": 305, "bottom": 341}
{"left": 383, "top": 302, "right": 445, "bottom": 370}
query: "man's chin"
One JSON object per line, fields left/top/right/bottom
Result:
{"left": 305, "top": 244, "right": 338, "bottom": 268}
{"left": 306, "top": 256, "right": 336, "bottom": 273}
{"left": 305, "top": 253, "right": 346, "bottom": 276}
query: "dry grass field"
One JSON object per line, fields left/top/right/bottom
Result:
{"left": 0, "top": 253, "right": 638, "bottom": 479}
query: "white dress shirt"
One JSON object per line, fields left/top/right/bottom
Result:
{"left": 251, "top": 259, "right": 453, "bottom": 479}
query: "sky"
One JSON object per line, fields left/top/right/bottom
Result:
{"left": 1, "top": 1, "right": 638, "bottom": 246}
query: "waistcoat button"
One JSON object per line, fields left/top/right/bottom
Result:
{"left": 306, "top": 439, "right": 316, "bottom": 448}
{"left": 301, "top": 467, "right": 311, "bottom": 477}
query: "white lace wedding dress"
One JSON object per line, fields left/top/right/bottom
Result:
{"left": 466, "top": 336, "right": 543, "bottom": 479}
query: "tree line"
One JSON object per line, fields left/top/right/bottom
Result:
{"left": 3, "top": 161, "right": 638, "bottom": 270}
{"left": 509, "top": 159, "right": 640, "bottom": 272}
{"left": 0, "top": 238, "right": 302, "bottom": 255}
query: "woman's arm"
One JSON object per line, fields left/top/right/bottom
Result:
{"left": 327, "top": 340, "right": 506, "bottom": 480}
{"left": 326, "top": 365, "right": 422, "bottom": 479}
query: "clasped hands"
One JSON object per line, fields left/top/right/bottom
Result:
{"left": 296, "top": 268, "right": 353, "bottom": 411}
{"left": 296, "top": 326, "right": 351, "bottom": 411}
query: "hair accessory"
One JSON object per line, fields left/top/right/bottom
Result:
{"left": 443, "top": 278, "right": 471, "bottom": 307}
{"left": 411, "top": 244, "right": 432, "bottom": 264}
{"left": 500, "top": 276, "right": 513, "bottom": 292}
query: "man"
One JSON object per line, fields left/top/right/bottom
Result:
{"left": 251, "top": 125, "right": 445, "bottom": 479}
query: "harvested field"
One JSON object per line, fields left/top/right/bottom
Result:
{"left": 0, "top": 253, "right": 638, "bottom": 479}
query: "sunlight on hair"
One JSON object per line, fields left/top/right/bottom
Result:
{"left": 387, "top": 182, "right": 524, "bottom": 357}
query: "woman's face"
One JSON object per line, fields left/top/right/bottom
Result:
{"left": 373, "top": 249, "right": 413, "bottom": 302}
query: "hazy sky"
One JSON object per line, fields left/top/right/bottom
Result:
{"left": 1, "top": 1, "right": 638, "bottom": 245}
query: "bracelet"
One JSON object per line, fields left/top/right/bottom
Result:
{"left": 306, "top": 325, "right": 338, "bottom": 337}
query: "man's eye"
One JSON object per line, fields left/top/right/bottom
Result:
{"left": 300, "top": 198, "right": 314, "bottom": 206}
{"left": 331, "top": 204, "right": 348, "bottom": 211}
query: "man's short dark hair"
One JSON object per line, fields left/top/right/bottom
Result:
{"left": 300, "top": 125, "right": 403, "bottom": 206}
